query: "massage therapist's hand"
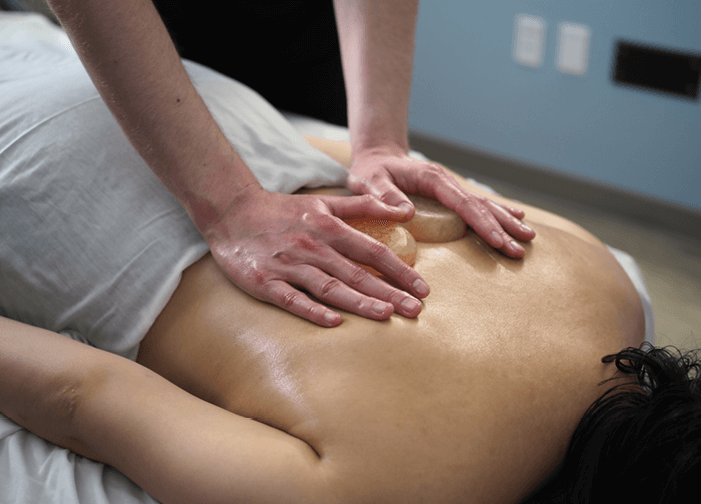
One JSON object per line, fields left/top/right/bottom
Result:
{"left": 202, "top": 186, "right": 428, "bottom": 327}
{"left": 347, "top": 146, "right": 536, "bottom": 258}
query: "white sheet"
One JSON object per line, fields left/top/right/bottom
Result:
{"left": 1, "top": 12, "right": 155, "bottom": 504}
{"left": 0, "top": 12, "right": 348, "bottom": 361}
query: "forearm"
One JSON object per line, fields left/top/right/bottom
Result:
{"left": 333, "top": 0, "right": 419, "bottom": 154}
{"left": 332, "top": 2, "right": 535, "bottom": 257}
{"left": 46, "top": 0, "right": 261, "bottom": 233}
{"left": 0, "top": 317, "right": 103, "bottom": 460}
{"left": 0, "top": 317, "right": 326, "bottom": 504}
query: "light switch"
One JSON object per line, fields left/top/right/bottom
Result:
{"left": 557, "top": 22, "right": 591, "bottom": 75}
{"left": 513, "top": 15, "right": 546, "bottom": 68}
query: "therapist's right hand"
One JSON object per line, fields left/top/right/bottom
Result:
{"left": 201, "top": 187, "right": 428, "bottom": 327}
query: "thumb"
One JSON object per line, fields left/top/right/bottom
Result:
{"left": 320, "top": 193, "right": 412, "bottom": 222}
{"left": 347, "top": 173, "right": 415, "bottom": 221}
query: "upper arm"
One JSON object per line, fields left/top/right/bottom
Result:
{"left": 0, "top": 316, "right": 331, "bottom": 504}
{"left": 83, "top": 358, "right": 331, "bottom": 504}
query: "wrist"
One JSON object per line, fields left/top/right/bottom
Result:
{"left": 348, "top": 108, "right": 409, "bottom": 153}
{"left": 350, "top": 143, "right": 409, "bottom": 173}
{"left": 181, "top": 159, "right": 264, "bottom": 242}
{"left": 350, "top": 133, "right": 409, "bottom": 162}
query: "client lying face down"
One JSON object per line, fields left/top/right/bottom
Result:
{"left": 130, "top": 141, "right": 649, "bottom": 503}
{"left": 3, "top": 138, "right": 697, "bottom": 504}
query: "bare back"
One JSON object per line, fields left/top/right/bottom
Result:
{"left": 137, "top": 149, "right": 644, "bottom": 503}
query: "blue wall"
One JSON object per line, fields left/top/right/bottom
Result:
{"left": 409, "top": 1, "right": 701, "bottom": 210}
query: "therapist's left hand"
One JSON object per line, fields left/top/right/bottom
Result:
{"left": 347, "top": 145, "right": 536, "bottom": 258}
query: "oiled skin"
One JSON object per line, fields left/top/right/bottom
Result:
{"left": 137, "top": 143, "right": 644, "bottom": 503}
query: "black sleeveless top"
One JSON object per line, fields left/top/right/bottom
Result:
{"left": 152, "top": 0, "right": 348, "bottom": 126}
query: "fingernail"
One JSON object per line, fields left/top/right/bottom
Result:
{"left": 491, "top": 231, "right": 504, "bottom": 247}
{"left": 520, "top": 223, "right": 533, "bottom": 233}
{"left": 324, "top": 311, "right": 341, "bottom": 326}
{"left": 401, "top": 296, "right": 421, "bottom": 314}
{"left": 399, "top": 202, "right": 413, "bottom": 215}
{"left": 373, "top": 301, "right": 392, "bottom": 317}
{"left": 412, "top": 278, "right": 430, "bottom": 297}
{"left": 511, "top": 240, "right": 524, "bottom": 253}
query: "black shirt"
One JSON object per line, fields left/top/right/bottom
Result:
{"left": 152, "top": 0, "right": 348, "bottom": 126}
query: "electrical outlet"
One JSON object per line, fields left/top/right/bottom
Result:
{"left": 513, "top": 14, "right": 546, "bottom": 68}
{"left": 557, "top": 22, "right": 590, "bottom": 75}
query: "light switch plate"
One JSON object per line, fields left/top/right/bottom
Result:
{"left": 557, "top": 22, "right": 591, "bottom": 75}
{"left": 513, "top": 15, "right": 546, "bottom": 68}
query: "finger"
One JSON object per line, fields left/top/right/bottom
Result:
{"left": 281, "top": 211, "right": 429, "bottom": 300}
{"left": 434, "top": 184, "right": 507, "bottom": 248}
{"left": 485, "top": 199, "right": 536, "bottom": 242}
{"left": 498, "top": 202, "right": 526, "bottom": 220}
{"left": 498, "top": 236, "right": 526, "bottom": 259}
{"left": 296, "top": 255, "right": 424, "bottom": 319}
{"left": 322, "top": 193, "right": 412, "bottom": 222}
{"left": 261, "top": 279, "right": 343, "bottom": 328}
{"left": 347, "top": 173, "right": 415, "bottom": 221}
{"left": 289, "top": 218, "right": 426, "bottom": 316}
{"left": 418, "top": 170, "right": 530, "bottom": 253}
{"left": 324, "top": 224, "right": 430, "bottom": 299}
{"left": 286, "top": 264, "right": 424, "bottom": 320}
{"left": 450, "top": 195, "right": 530, "bottom": 259}
{"left": 476, "top": 203, "right": 532, "bottom": 259}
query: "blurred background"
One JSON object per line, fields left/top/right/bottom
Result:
{"left": 407, "top": 1, "right": 700, "bottom": 351}
{"left": 3, "top": 0, "right": 699, "bottom": 350}
{"left": 409, "top": 2, "right": 700, "bottom": 214}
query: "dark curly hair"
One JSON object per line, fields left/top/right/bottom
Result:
{"left": 521, "top": 344, "right": 701, "bottom": 504}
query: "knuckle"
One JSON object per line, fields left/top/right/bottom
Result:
{"left": 319, "top": 277, "right": 343, "bottom": 298}
{"left": 307, "top": 304, "right": 327, "bottom": 322}
{"left": 250, "top": 270, "right": 268, "bottom": 286}
{"left": 348, "top": 174, "right": 373, "bottom": 192}
{"left": 315, "top": 213, "right": 344, "bottom": 234}
{"left": 420, "top": 163, "right": 446, "bottom": 185}
{"left": 378, "top": 191, "right": 395, "bottom": 205}
{"left": 352, "top": 295, "right": 370, "bottom": 313}
{"left": 347, "top": 265, "right": 372, "bottom": 288}
{"left": 376, "top": 253, "right": 417, "bottom": 289}
{"left": 396, "top": 263, "right": 417, "bottom": 286}
{"left": 358, "top": 193, "right": 377, "bottom": 206}
{"left": 385, "top": 288, "right": 407, "bottom": 306}
{"left": 293, "top": 233, "right": 323, "bottom": 253}
{"left": 456, "top": 193, "right": 488, "bottom": 217}
{"left": 238, "top": 262, "right": 270, "bottom": 287}
{"left": 456, "top": 192, "right": 477, "bottom": 209}
{"left": 271, "top": 251, "right": 294, "bottom": 265}
{"left": 281, "top": 289, "right": 304, "bottom": 310}
{"left": 367, "top": 239, "right": 391, "bottom": 260}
